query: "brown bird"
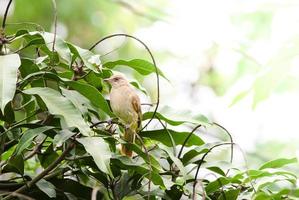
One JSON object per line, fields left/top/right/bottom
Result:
{"left": 104, "top": 74, "right": 142, "bottom": 157}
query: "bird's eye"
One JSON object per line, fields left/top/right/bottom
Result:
{"left": 114, "top": 78, "right": 119, "bottom": 81}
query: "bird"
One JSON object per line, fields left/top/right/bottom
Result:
{"left": 104, "top": 74, "right": 142, "bottom": 157}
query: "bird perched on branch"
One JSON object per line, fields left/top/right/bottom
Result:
{"left": 104, "top": 74, "right": 142, "bottom": 157}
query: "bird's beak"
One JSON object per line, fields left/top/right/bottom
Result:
{"left": 103, "top": 78, "right": 110, "bottom": 83}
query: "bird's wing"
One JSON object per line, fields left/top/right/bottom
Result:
{"left": 131, "top": 95, "right": 142, "bottom": 130}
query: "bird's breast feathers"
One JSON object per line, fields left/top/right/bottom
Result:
{"left": 110, "top": 86, "right": 139, "bottom": 124}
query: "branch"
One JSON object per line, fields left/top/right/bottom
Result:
{"left": 51, "top": 0, "right": 57, "bottom": 66}
{"left": 177, "top": 124, "right": 202, "bottom": 159}
{"left": 213, "top": 122, "right": 234, "bottom": 174}
{"left": 89, "top": 33, "right": 160, "bottom": 132}
{"left": 24, "top": 136, "right": 47, "bottom": 160}
{"left": 157, "top": 118, "right": 176, "bottom": 156}
{"left": 2, "top": 0, "right": 13, "bottom": 30}
{"left": 2, "top": 142, "right": 75, "bottom": 200}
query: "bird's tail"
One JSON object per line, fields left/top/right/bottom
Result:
{"left": 121, "top": 128, "right": 135, "bottom": 157}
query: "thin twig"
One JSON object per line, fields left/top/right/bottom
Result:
{"left": 213, "top": 122, "right": 234, "bottom": 175}
{"left": 88, "top": 33, "right": 160, "bottom": 132}
{"left": 25, "top": 136, "right": 47, "bottom": 160}
{"left": 51, "top": 0, "right": 57, "bottom": 54}
{"left": 177, "top": 124, "right": 202, "bottom": 159}
{"left": 2, "top": 142, "right": 75, "bottom": 200}
{"left": 2, "top": 0, "right": 13, "bottom": 29}
{"left": 157, "top": 118, "right": 176, "bottom": 156}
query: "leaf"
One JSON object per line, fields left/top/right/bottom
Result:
{"left": 124, "top": 143, "right": 161, "bottom": 171}
{"left": 28, "top": 31, "right": 71, "bottom": 63}
{"left": 24, "top": 87, "right": 92, "bottom": 136}
{"left": 207, "top": 166, "right": 226, "bottom": 176}
{"left": 36, "top": 179, "right": 56, "bottom": 198}
{"left": 53, "top": 129, "right": 76, "bottom": 148}
{"left": 111, "top": 156, "right": 165, "bottom": 188}
{"left": 3, "top": 154, "right": 24, "bottom": 174}
{"left": 259, "top": 158, "right": 297, "bottom": 170}
{"left": 0, "top": 54, "right": 21, "bottom": 111}
{"left": 15, "top": 126, "right": 54, "bottom": 155}
{"left": 140, "top": 129, "right": 204, "bottom": 147}
{"left": 205, "top": 177, "right": 231, "bottom": 194}
{"left": 67, "top": 43, "right": 102, "bottom": 72}
{"left": 245, "top": 169, "right": 297, "bottom": 181}
{"left": 130, "top": 81, "right": 147, "bottom": 94}
{"left": 103, "top": 59, "right": 167, "bottom": 80}
{"left": 159, "top": 144, "right": 187, "bottom": 180}
{"left": 50, "top": 178, "right": 103, "bottom": 199}
{"left": 217, "top": 188, "right": 240, "bottom": 200}
{"left": 65, "top": 81, "right": 113, "bottom": 116}
{"left": 143, "top": 109, "right": 211, "bottom": 127}
{"left": 77, "top": 137, "right": 112, "bottom": 175}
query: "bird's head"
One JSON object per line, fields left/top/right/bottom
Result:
{"left": 104, "top": 74, "right": 129, "bottom": 88}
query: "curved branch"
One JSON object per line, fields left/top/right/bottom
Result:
{"left": 193, "top": 142, "right": 234, "bottom": 198}
{"left": 177, "top": 124, "right": 202, "bottom": 159}
{"left": 2, "top": 0, "right": 13, "bottom": 30}
{"left": 89, "top": 33, "right": 160, "bottom": 132}
{"left": 213, "top": 122, "right": 234, "bottom": 174}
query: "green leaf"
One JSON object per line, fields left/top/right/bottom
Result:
{"left": 0, "top": 54, "right": 21, "bottom": 111}
{"left": 3, "top": 155, "right": 24, "bottom": 174}
{"left": 77, "top": 137, "right": 112, "bottom": 175}
{"left": 143, "top": 110, "right": 211, "bottom": 127}
{"left": 36, "top": 179, "right": 56, "bottom": 198}
{"left": 24, "top": 87, "right": 92, "bottom": 136}
{"left": 130, "top": 81, "right": 147, "bottom": 94}
{"left": 207, "top": 166, "right": 226, "bottom": 176}
{"left": 159, "top": 144, "right": 187, "bottom": 180}
{"left": 67, "top": 43, "right": 101, "bottom": 72}
{"left": 65, "top": 81, "right": 113, "bottom": 116}
{"left": 26, "top": 31, "right": 71, "bottom": 63}
{"left": 124, "top": 143, "right": 161, "bottom": 171}
{"left": 140, "top": 129, "right": 204, "bottom": 147}
{"left": 53, "top": 129, "right": 76, "bottom": 148}
{"left": 259, "top": 158, "right": 297, "bottom": 170}
{"left": 111, "top": 156, "right": 165, "bottom": 188}
{"left": 103, "top": 59, "right": 167, "bottom": 80}
{"left": 217, "top": 188, "right": 240, "bottom": 200}
{"left": 15, "top": 126, "right": 54, "bottom": 155}
{"left": 205, "top": 177, "right": 231, "bottom": 194}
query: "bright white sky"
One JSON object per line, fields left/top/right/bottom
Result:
{"left": 136, "top": 0, "right": 299, "bottom": 151}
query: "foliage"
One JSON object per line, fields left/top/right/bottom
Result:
{"left": 0, "top": 1, "right": 298, "bottom": 200}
